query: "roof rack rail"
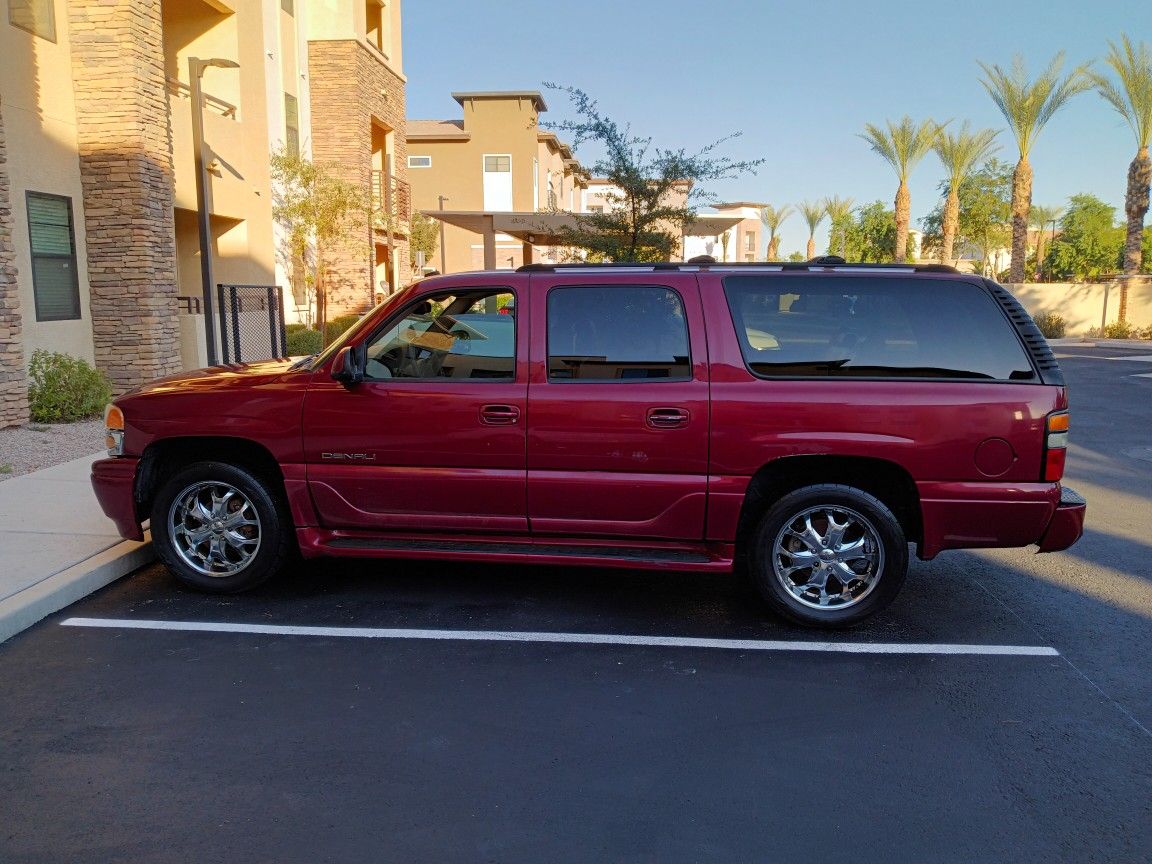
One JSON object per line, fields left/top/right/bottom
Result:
{"left": 516, "top": 259, "right": 961, "bottom": 274}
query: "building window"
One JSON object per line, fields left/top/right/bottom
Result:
{"left": 484, "top": 155, "right": 511, "bottom": 173}
{"left": 281, "top": 0, "right": 294, "bottom": 13}
{"left": 284, "top": 93, "right": 299, "bottom": 158}
{"left": 26, "top": 193, "right": 81, "bottom": 321}
{"left": 9, "top": 0, "right": 56, "bottom": 41}
{"left": 365, "top": 0, "right": 386, "bottom": 53}
{"left": 745, "top": 232, "right": 756, "bottom": 253}
{"left": 408, "top": 155, "right": 432, "bottom": 168}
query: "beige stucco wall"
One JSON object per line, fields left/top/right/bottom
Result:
{"left": 1006, "top": 280, "right": 1152, "bottom": 334}
{"left": 1, "top": 0, "right": 95, "bottom": 365}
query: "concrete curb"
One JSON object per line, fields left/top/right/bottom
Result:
{"left": 0, "top": 532, "right": 153, "bottom": 645}
{"left": 1049, "top": 338, "right": 1152, "bottom": 350}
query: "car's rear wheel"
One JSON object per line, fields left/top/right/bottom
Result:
{"left": 151, "top": 461, "right": 294, "bottom": 593}
{"left": 750, "top": 484, "right": 907, "bottom": 627}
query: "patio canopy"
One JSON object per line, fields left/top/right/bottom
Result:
{"left": 422, "top": 210, "right": 743, "bottom": 269}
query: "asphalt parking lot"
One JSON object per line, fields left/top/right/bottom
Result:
{"left": 2, "top": 344, "right": 1151, "bottom": 863}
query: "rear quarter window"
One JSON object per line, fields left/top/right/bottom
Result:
{"left": 722, "top": 276, "right": 1036, "bottom": 381}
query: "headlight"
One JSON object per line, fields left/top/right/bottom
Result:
{"left": 104, "top": 404, "right": 125, "bottom": 456}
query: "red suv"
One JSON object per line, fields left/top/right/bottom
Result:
{"left": 92, "top": 259, "right": 1085, "bottom": 626}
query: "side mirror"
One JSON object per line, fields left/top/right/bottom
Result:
{"left": 331, "top": 345, "right": 365, "bottom": 387}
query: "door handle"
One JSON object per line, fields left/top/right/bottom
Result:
{"left": 646, "top": 407, "right": 690, "bottom": 429}
{"left": 480, "top": 404, "right": 521, "bottom": 425}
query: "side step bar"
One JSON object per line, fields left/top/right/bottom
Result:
{"left": 300, "top": 532, "right": 734, "bottom": 573}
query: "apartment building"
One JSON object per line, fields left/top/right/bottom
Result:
{"left": 682, "top": 201, "right": 767, "bottom": 262}
{"left": 0, "top": 0, "right": 408, "bottom": 428}
{"left": 406, "top": 91, "right": 588, "bottom": 273}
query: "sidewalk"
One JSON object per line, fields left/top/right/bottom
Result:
{"left": 0, "top": 452, "right": 153, "bottom": 644}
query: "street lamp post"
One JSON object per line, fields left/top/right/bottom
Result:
{"left": 437, "top": 195, "right": 449, "bottom": 274}
{"left": 189, "top": 56, "right": 239, "bottom": 366}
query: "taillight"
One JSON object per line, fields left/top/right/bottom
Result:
{"left": 1043, "top": 410, "right": 1069, "bottom": 481}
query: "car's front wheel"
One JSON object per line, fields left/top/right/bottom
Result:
{"left": 151, "top": 461, "right": 294, "bottom": 593}
{"left": 750, "top": 484, "right": 908, "bottom": 627}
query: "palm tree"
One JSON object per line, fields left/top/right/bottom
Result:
{"left": 1090, "top": 35, "right": 1152, "bottom": 323}
{"left": 1029, "top": 204, "right": 1063, "bottom": 280}
{"left": 932, "top": 122, "right": 1000, "bottom": 267}
{"left": 978, "top": 52, "right": 1091, "bottom": 283}
{"left": 860, "top": 116, "right": 945, "bottom": 261}
{"left": 799, "top": 201, "right": 826, "bottom": 259}
{"left": 759, "top": 204, "right": 793, "bottom": 260}
{"left": 823, "top": 196, "right": 855, "bottom": 257}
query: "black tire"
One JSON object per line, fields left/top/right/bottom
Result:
{"left": 749, "top": 484, "right": 908, "bottom": 628}
{"left": 151, "top": 461, "right": 295, "bottom": 593}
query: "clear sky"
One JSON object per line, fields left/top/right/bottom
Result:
{"left": 403, "top": 0, "right": 1149, "bottom": 257}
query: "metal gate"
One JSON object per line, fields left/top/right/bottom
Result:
{"left": 217, "top": 284, "right": 288, "bottom": 363}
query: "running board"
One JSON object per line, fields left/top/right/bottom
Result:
{"left": 305, "top": 533, "right": 732, "bottom": 572}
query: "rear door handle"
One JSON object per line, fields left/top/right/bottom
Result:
{"left": 480, "top": 404, "right": 521, "bottom": 425}
{"left": 646, "top": 407, "right": 690, "bottom": 429}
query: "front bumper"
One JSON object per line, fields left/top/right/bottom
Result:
{"left": 91, "top": 457, "right": 144, "bottom": 541}
{"left": 1036, "top": 486, "right": 1086, "bottom": 553}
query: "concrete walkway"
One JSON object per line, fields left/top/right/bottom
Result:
{"left": 0, "top": 452, "right": 152, "bottom": 644}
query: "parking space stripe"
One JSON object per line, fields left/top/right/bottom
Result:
{"left": 60, "top": 617, "right": 1059, "bottom": 656}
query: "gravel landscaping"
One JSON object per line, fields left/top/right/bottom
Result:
{"left": 0, "top": 420, "right": 104, "bottom": 482}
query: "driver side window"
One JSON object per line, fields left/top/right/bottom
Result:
{"left": 364, "top": 289, "right": 516, "bottom": 381}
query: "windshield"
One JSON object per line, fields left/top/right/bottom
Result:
{"left": 303, "top": 285, "right": 417, "bottom": 370}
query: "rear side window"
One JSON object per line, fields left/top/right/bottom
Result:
{"left": 722, "top": 276, "right": 1035, "bottom": 381}
{"left": 547, "top": 285, "right": 690, "bottom": 381}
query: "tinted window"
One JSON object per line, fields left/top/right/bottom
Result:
{"left": 365, "top": 289, "right": 515, "bottom": 381}
{"left": 548, "top": 286, "right": 690, "bottom": 381}
{"left": 26, "top": 193, "right": 80, "bottom": 321}
{"left": 723, "top": 276, "right": 1035, "bottom": 381}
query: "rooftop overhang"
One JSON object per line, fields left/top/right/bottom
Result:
{"left": 452, "top": 90, "right": 548, "bottom": 112}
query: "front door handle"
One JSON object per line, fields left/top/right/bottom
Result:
{"left": 646, "top": 407, "right": 690, "bottom": 429}
{"left": 480, "top": 404, "right": 521, "bottom": 425}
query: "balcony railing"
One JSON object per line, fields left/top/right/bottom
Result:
{"left": 166, "top": 77, "right": 238, "bottom": 119}
{"left": 372, "top": 170, "right": 411, "bottom": 231}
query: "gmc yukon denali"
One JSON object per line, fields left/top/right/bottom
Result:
{"left": 92, "top": 258, "right": 1086, "bottom": 627}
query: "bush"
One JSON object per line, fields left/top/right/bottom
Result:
{"left": 285, "top": 327, "right": 323, "bottom": 356}
{"left": 28, "top": 350, "right": 113, "bottom": 423}
{"left": 324, "top": 313, "right": 361, "bottom": 343}
{"left": 285, "top": 322, "right": 308, "bottom": 335}
{"left": 1033, "top": 311, "right": 1066, "bottom": 339}
{"left": 1102, "top": 320, "right": 1136, "bottom": 339}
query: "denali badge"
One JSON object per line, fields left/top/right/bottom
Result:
{"left": 321, "top": 452, "right": 377, "bottom": 461}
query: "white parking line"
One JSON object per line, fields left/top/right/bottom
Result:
{"left": 60, "top": 617, "right": 1059, "bottom": 656}
{"left": 1106, "top": 355, "right": 1152, "bottom": 362}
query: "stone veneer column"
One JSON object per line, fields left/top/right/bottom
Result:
{"left": 0, "top": 98, "right": 29, "bottom": 428}
{"left": 308, "top": 40, "right": 410, "bottom": 314}
{"left": 68, "top": 0, "right": 181, "bottom": 392}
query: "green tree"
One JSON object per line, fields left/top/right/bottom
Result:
{"left": 1090, "top": 35, "right": 1152, "bottom": 322}
{"left": 921, "top": 158, "right": 1013, "bottom": 275}
{"left": 1043, "top": 193, "right": 1125, "bottom": 280}
{"left": 932, "top": 122, "right": 1000, "bottom": 266}
{"left": 798, "top": 200, "right": 826, "bottom": 260}
{"left": 543, "top": 85, "right": 764, "bottom": 261}
{"left": 843, "top": 201, "right": 898, "bottom": 263}
{"left": 271, "top": 149, "right": 367, "bottom": 342}
{"left": 978, "top": 52, "right": 1091, "bottom": 283}
{"left": 759, "top": 204, "right": 793, "bottom": 260}
{"left": 860, "top": 116, "right": 945, "bottom": 261}
{"left": 409, "top": 212, "right": 438, "bottom": 275}
{"left": 823, "top": 196, "right": 855, "bottom": 257}
{"left": 1029, "top": 204, "right": 1064, "bottom": 280}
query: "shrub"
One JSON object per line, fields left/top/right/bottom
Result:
{"left": 1033, "top": 311, "right": 1066, "bottom": 339}
{"left": 285, "top": 322, "right": 308, "bottom": 335}
{"left": 1102, "top": 320, "right": 1136, "bottom": 340}
{"left": 324, "top": 313, "right": 361, "bottom": 343}
{"left": 285, "top": 327, "right": 323, "bottom": 357}
{"left": 28, "top": 350, "right": 113, "bottom": 423}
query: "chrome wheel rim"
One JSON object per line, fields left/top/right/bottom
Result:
{"left": 771, "top": 505, "right": 884, "bottom": 610}
{"left": 168, "top": 481, "right": 262, "bottom": 577}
